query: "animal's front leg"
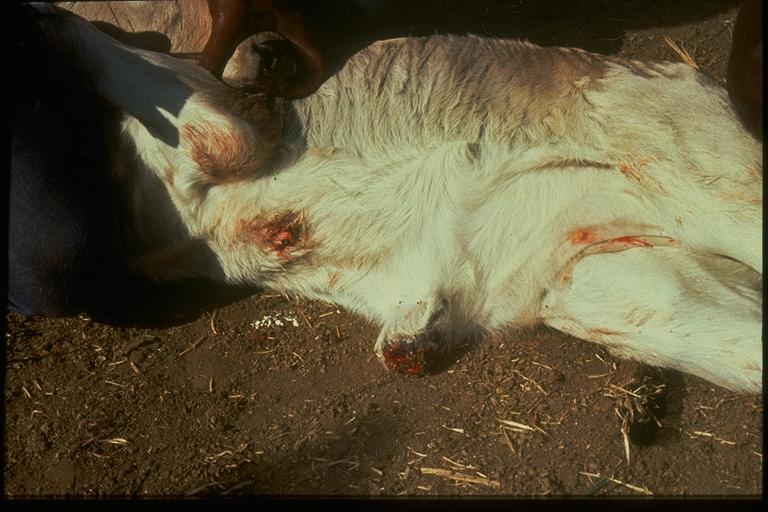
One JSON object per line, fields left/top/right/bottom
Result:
{"left": 374, "top": 296, "right": 466, "bottom": 376}
{"left": 541, "top": 247, "right": 762, "bottom": 393}
{"left": 375, "top": 299, "right": 444, "bottom": 376}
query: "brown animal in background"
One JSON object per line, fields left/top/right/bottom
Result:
{"left": 57, "top": 0, "right": 329, "bottom": 97}
{"left": 727, "top": 0, "right": 762, "bottom": 137}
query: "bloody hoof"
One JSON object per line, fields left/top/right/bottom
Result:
{"left": 381, "top": 342, "right": 430, "bottom": 376}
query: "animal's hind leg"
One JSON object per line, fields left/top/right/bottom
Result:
{"left": 670, "top": 196, "right": 762, "bottom": 274}
{"left": 541, "top": 247, "right": 762, "bottom": 393}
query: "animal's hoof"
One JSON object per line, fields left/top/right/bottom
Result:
{"left": 379, "top": 332, "right": 440, "bottom": 376}
{"left": 381, "top": 341, "right": 429, "bottom": 376}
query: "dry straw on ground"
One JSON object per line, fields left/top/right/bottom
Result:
{"left": 663, "top": 35, "right": 700, "bottom": 69}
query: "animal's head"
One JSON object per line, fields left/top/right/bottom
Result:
{"left": 114, "top": 82, "right": 290, "bottom": 284}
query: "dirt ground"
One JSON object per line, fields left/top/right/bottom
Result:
{"left": 4, "top": 0, "right": 763, "bottom": 499}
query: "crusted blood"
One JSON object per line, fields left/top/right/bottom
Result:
{"left": 619, "top": 163, "right": 641, "bottom": 180}
{"left": 569, "top": 229, "right": 596, "bottom": 244}
{"left": 612, "top": 236, "right": 653, "bottom": 247}
{"left": 382, "top": 344, "right": 427, "bottom": 376}
{"left": 241, "top": 211, "right": 306, "bottom": 258}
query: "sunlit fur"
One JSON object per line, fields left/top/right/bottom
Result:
{"left": 38, "top": 12, "right": 762, "bottom": 393}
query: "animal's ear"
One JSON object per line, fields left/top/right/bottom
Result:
{"left": 129, "top": 239, "right": 223, "bottom": 282}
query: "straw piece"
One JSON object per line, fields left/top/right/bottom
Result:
{"left": 579, "top": 472, "right": 652, "bottom": 495}
{"left": 420, "top": 467, "right": 500, "bottom": 489}
{"left": 497, "top": 419, "right": 535, "bottom": 432}
{"left": 178, "top": 335, "right": 206, "bottom": 356}
{"left": 663, "top": 35, "right": 699, "bottom": 69}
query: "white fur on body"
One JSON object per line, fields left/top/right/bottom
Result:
{"left": 39, "top": 12, "right": 762, "bottom": 393}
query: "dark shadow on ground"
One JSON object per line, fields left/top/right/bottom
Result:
{"left": 425, "top": 341, "right": 476, "bottom": 376}
{"left": 650, "top": 369, "right": 688, "bottom": 446}
{"left": 188, "top": 408, "right": 410, "bottom": 495}
{"left": 89, "top": 276, "right": 261, "bottom": 330}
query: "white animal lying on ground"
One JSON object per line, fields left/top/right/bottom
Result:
{"left": 30, "top": 6, "right": 762, "bottom": 393}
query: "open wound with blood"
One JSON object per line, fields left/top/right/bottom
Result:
{"left": 241, "top": 211, "right": 306, "bottom": 259}
{"left": 380, "top": 327, "right": 441, "bottom": 376}
{"left": 382, "top": 342, "right": 428, "bottom": 376}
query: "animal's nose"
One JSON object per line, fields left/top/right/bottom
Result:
{"left": 251, "top": 39, "right": 297, "bottom": 82}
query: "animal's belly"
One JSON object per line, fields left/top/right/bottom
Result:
{"left": 458, "top": 160, "right": 680, "bottom": 328}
